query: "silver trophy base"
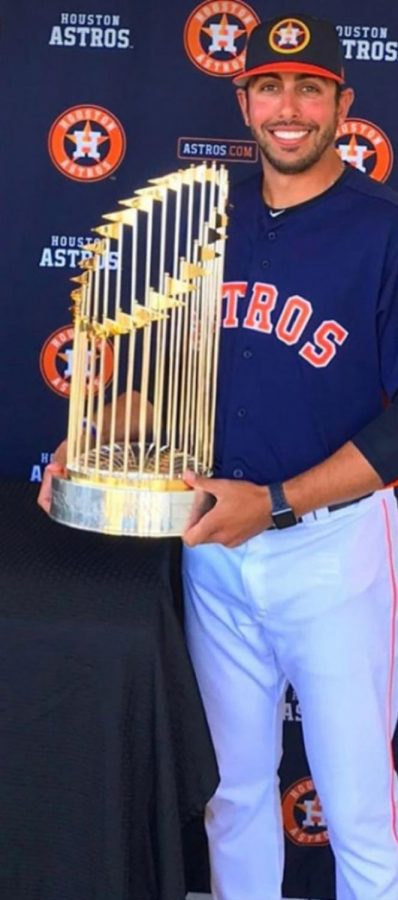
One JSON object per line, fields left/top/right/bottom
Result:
{"left": 50, "top": 476, "right": 196, "bottom": 537}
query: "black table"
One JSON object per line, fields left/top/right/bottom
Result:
{"left": 0, "top": 482, "right": 218, "bottom": 900}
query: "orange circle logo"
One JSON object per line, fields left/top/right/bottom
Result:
{"left": 269, "top": 18, "right": 310, "bottom": 54}
{"left": 40, "top": 325, "right": 114, "bottom": 398}
{"left": 184, "top": 1, "right": 260, "bottom": 77}
{"left": 335, "top": 118, "right": 393, "bottom": 183}
{"left": 282, "top": 777, "right": 329, "bottom": 846}
{"left": 48, "top": 105, "right": 126, "bottom": 181}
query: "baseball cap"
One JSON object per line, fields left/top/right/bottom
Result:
{"left": 233, "top": 14, "right": 345, "bottom": 88}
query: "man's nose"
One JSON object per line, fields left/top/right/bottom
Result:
{"left": 278, "top": 88, "right": 301, "bottom": 120}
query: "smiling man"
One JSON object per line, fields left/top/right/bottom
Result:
{"left": 182, "top": 13, "right": 398, "bottom": 900}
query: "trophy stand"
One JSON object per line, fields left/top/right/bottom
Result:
{"left": 50, "top": 162, "right": 229, "bottom": 536}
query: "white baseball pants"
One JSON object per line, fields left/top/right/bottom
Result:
{"left": 182, "top": 489, "right": 398, "bottom": 900}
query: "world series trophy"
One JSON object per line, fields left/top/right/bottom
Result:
{"left": 50, "top": 162, "right": 229, "bottom": 536}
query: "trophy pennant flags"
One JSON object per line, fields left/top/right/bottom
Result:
{"left": 50, "top": 162, "right": 229, "bottom": 538}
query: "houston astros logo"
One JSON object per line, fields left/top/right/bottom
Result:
{"left": 40, "top": 325, "right": 113, "bottom": 397}
{"left": 282, "top": 777, "right": 329, "bottom": 846}
{"left": 335, "top": 118, "right": 393, "bottom": 183}
{"left": 184, "top": 1, "right": 260, "bottom": 77}
{"left": 269, "top": 18, "right": 310, "bottom": 54}
{"left": 48, "top": 105, "right": 126, "bottom": 181}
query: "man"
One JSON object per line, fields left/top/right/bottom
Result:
{"left": 39, "top": 13, "right": 398, "bottom": 899}
{"left": 181, "top": 13, "right": 398, "bottom": 900}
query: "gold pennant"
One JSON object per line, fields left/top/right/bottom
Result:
{"left": 149, "top": 290, "right": 185, "bottom": 311}
{"left": 180, "top": 261, "right": 208, "bottom": 279}
{"left": 70, "top": 288, "right": 83, "bottom": 302}
{"left": 200, "top": 246, "right": 220, "bottom": 261}
{"left": 81, "top": 239, "right": 107, "bottom": 254}
{"left": 165, "top": 276, "right": 195, "bottom": 294}
{"left": 133, "top": 187, "right": 166, "bottom": 201}
{"left": 78, "top": 257, "right": 97, "bottom": 270}
{"left": 103, "top": 317, "right": 131, "bottom": 336}
{"left": 104, "top": 196, "right": 153, "bottom": 218}
{"left": 148, "top": 170, "right": 190, "bottom": 189}
{"left": 70, "top": 272, "right": 90, "bottom": 285}
{"left": 115, "top": 310, "right": 136, "bottom": 329}
{"left": 132, "top": 304, "right": 168, "bottom": 327}
{"left": 92, "top": 223, "right": 122, "bottom": 240}
{"left": 193, "top": 165, "right": 218, "bottom": 184}
{"left": 92, "top": 324, "right": 110, "bottom": 339}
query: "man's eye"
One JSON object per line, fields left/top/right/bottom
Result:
{"left": 301, "top": 84, "right": 321, "bottom": 93}
{"left": 259, "top": 82, "right": 278, "bottom": 92}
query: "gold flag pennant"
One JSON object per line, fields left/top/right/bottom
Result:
{"left": 180, "top": 261, "right": 208, "bottom": 279}
{"left": 200, "top": 246, "right": 220, "bottom": 261}
{"left": 70, "top": 288, "right": 83, "bottom": 302}
{"left": 81, "top": 239, "right": 107, "bottom": 254}
{"left": 70, "top": 272, "right": 90, "bottom": 285}
{"left": 149, "top": 290, "right": 185, "bottom": 311}
{"left": 78, "top": 257, "right": 97, "bottom": 270}
{"left": 165, "top": 276, "right": 195, "bottom": 294}
{"left": 92, "top": 223, "right": 121, "bottom": 240}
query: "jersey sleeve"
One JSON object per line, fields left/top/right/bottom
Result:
{"left": 352, "top": 392, "right": 398, "bottom": 485}
{"left": 352, "top": 219, "right": 398, "bottom": 483}
{"left": 375, "top": 221, "right": 398, "bottom": 399}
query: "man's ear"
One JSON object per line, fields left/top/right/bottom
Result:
{"left": 236, "top": 88, "right": 250, "bottom": 127}
{"left": 337, "top": 87, "right": 355, "bottom": 128}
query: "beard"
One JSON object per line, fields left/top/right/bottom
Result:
{"left": 251, "top": 114, "right": 339, "bottom": 175}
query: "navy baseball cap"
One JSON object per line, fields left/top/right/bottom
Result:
{"left": 233, "top": 14, "right": 345, "bottom": 87}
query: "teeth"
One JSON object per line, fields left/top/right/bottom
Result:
{"left": 273, "top": 130, "right": 308, "bottom": 140}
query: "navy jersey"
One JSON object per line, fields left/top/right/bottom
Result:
{"left": 214, "top": 165, "right": 398, "bottom": 485}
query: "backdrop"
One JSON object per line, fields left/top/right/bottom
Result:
{"left": 1, "top": 1, "right": 398, "bottom": 897}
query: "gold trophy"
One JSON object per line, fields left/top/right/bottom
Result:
{"left": 50, "top": 162, "right": 229, "bottom": 536}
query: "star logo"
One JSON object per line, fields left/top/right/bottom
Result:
{"left": 282, "top": 778, "right": 329, "bottom": 847}
{"left": 40, "top": 325, "right": 113, "bottom": 398}
{"left": 335, "top": 118, "right": 393, "bottom": 182}
{"left": 269, "top": 18, "right": 311, "bottom": 55}
{"left": 184, "top": 1, "right": 260, "bottom": 78}
{"left": 48, "top": 105, "right": 126, "bottom": 182}
{"left": 276, "top": 23, "right": 303, "bottom": 47}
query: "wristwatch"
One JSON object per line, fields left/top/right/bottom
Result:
{"left": 268, "top": 481, "right": 298, "bottom": 529}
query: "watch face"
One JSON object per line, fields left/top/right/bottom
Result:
{"left": 273, "top": 508, "right": 297, "bottom": 529}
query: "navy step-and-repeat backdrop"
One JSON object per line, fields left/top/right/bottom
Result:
{"left": 1, "top": 1, "right": 398, "bottom": 897}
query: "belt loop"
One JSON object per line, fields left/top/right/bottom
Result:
{"left": 314, "top": 507, "right": 329, "bottom": 520}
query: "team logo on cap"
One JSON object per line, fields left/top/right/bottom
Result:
{"left": 282, "top": 777, "right": 329, "bottom": 846}
{"left": 269, "top": 18, "right": 310, "bottom": 54}
{"left": 184, "top": 1, "right": 260, "bottom": 77}
{"left": 49, "top": 105, "right": 126, "bottom": 181}
{"left": 335, "top": 118, "right": 393, "bottom": 183}
{"left": 40, "top": 325, "right": 113, "bottom": 397}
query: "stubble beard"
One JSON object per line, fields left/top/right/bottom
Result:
{"left": 252, "top": 113, "right": 339, "bottom": 175}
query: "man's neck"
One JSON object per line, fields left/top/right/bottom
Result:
{"left": 262, "top": 151, "right": 345, "bottom": 210}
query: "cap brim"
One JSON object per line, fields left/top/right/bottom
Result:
{"left": 233, "top": 61, "right": 345, "bottom": 88}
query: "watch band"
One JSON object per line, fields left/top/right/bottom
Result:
{"left": 268, "top": 481, "right": 298, "bottom": 529}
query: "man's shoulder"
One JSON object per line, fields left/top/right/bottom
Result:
{"left": 343, "top": 164, "right": 398, "bottom": 213}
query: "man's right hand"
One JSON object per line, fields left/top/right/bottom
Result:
{"left": 37, "top": 440, "right": 67, "bottom": 514}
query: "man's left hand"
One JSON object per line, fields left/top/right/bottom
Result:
{"left": 182, "top": 471, "right": 271, "bottom": 548}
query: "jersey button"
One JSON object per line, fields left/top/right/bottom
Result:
{"left": 268, "top": 231, "right": 277, "bottom": 240}
{"left": 242, "top": 349, "right": 252, "bottom": 359}
{"left": 262, "top": 259, "right": 270, "bottom": 268}
{"left": 237, "top": 407, "right": 246, "bottom": 418}
{"left": 232, "top": 468, "right": 244, "bottom": 479}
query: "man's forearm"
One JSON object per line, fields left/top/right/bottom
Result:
{"left": 283, "top": 441, "right": 384, "bottom": 518}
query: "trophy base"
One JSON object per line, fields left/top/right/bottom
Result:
{"left": 50, "top": 475, "right": 198, "bottom": 537}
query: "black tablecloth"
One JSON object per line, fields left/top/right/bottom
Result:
{"left": 0, "top": 482, "right": 218, "bottom": 900}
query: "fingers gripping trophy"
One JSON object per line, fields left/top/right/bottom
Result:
{"left": 50, "top": 163, "right": 229, "bottom": 536}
